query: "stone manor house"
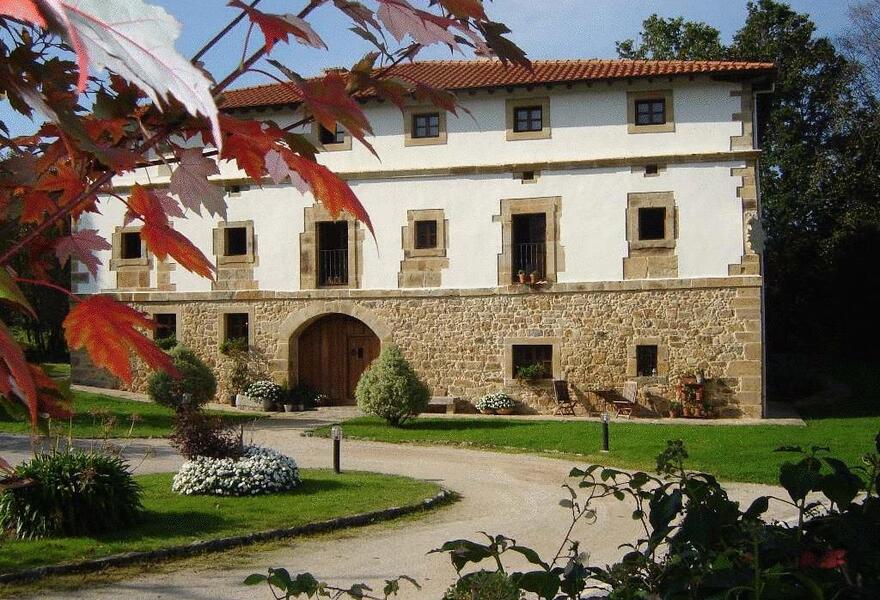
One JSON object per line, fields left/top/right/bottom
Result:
{"left": 72, "top": 59, "right": 774, "bottom": 418}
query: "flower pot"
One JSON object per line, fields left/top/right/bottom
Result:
{"left": 668, "top": 410, "right": 676, "bottom": 418}
{"left": 262, "top": 398, "right": 275, "bottom": 412}
{"left": 530, "top": 273, "right": 538, "bottom": 284}
{"left": 283, "top": 404, "right": 294, "bottom": 412}
{"left": 235, "top": 393, "right": 247, "bottom": 408}
{"left": 480, "top": 408, "right": 494, "bottom": 415}
{"left": 518, "top": 273, "right": 527, "bottom": 284}
{"left": 496, "top": 407, "right": 514, "bottom": 415}
{"left": 227, "top": 393, "right": 236, "bottom": 406}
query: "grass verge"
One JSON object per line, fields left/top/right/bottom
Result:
{"left": 0, "top": 389, "right": 254, "bottom": 438}
{"left": 0, "top": 469, "right": 440, "bottom": 574}
{"left": 313, "top": 415, "right": 879, "bottom": 484}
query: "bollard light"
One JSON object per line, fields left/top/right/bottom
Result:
{"left": 330, "top": 425, "right": 342, "bottom": 473}
{"left": 601, "top": 412, "right": 610, "bottom": 453}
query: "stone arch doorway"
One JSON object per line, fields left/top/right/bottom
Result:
{"left": 296, "top": 314, "right": 380, "bottom": 405}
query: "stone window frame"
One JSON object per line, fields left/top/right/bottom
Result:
{"left": 626, "top": 192, "right": 677, "bottom": 251}
{"left": 403, "top": 209, "right": 447, "bottom": 259}
{"left": 495, "top": 196, "right": 564, "bottom": 286}
{"left": 213, "top": 220, "right": 256, "bottom": 266}
{"left": 505, "top": 97, "right": 551, "bottom": 141}
{"left": 300, "top": 203, "right": 364, "bottom": 290}
{"left": 149, "top": 307, "right": 181, "bottom": 341}
{"left": 503, "top": 337, "right": 562, "bottom": 384}
{"left": 626, "top": 337, "right": 669, "bottom": 380}
{"left": 219, "top": 307, "right": 255, "bottom": 348}
{"left": 403, "top": 105, "right": 448, "bottom": 147}
{"left": 627, "top": 89, "right": 675, "bottom": 134}
{"left": 110, "top": 225, "right": 149, "bottom": 269}
{"left": 311, "top": 121, "right": 352, "bottom": 152}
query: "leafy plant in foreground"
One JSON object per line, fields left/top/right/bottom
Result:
{"left": 244, "top": 568, "right": 419, "bottom": 599}
{"left": 0, "top": 450, "right": 142, "bottom": 539}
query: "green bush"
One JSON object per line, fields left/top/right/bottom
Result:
{"left": 0, "top": 450, "right": 142, "bottom": 539}
{"left": 147, "top": 345, "right": 217, "bottom": 410}
{"left": 355, "top": 346, "right": 429, "bottom": 426}
{"left": 443, "top": 571, "right": 523, "bottom": 600}
{"left": 155, "top": 335, "right": 178, "bottom": 351}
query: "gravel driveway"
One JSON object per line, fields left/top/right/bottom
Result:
{"left": 2, "top": 416, "right": 797, "bottom": 599}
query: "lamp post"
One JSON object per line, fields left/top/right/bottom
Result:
{"left": 330, "top": 425, "right": 342, "bottom": 473}
{"left": 601, "top": 413, "right": 610, "bottom": 452}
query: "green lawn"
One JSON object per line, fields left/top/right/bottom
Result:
{"left": 0, "top": 389, "right": 254, "bottom": 438}
{"left": 314, "top": 361, "right": 880, "bottom": 485}
{"left": 0, "top": 469, "right": 440, "bottom": 574}
{"left": 315, "top": 415, "right": 879, "bottom": 485}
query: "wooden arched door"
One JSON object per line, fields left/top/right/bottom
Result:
{"left": 297, "top": 314, "right": 380, "bottom": 404}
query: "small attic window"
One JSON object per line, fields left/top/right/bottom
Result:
{"left": 645, "top": 164, "right": 659, "bottom": 176}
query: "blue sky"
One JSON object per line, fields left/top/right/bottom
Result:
{"left": 0, "top": 1, "right": 854, "bottom": 136}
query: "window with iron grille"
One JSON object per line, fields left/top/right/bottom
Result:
{"left": 154, "top": 313, "right": 176, "bottom": 340}
{"left": 317, "top": 221, "right": 348, "bottom": 286}
{"left": 224, "top": 227, "right": 247, "bottom": 256}
{"left": 121, "top": 231, "right": 142, "bottom": 259}
{"left": 513, "top": 106, "right": 543, "bottom": 132}
{"left": 511, "top": 213, "right": 547, "bottom": 281}
{"left": 636, "top": 345, "right": 658, "bottom": 376}
{"left": 638, "top": 207, "right": 666, "bottom": 241}
{"left": 635, "top": 99, "right": 666, "bottom": 126}
{"left": 414, "top": 220, "right": 438, "bottom": 249}
{"left": 224, "top": 313, "right": 248, "bottom": 343}
{"left": 412, "top": 112, "right": 440, "bottom": 138}
{"left": 319, "top": 124, "right": 346, "bottom": 145}
{"left": 512, "top": 344, "right": 552, "bottom": 379}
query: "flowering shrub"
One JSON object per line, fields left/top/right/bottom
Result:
{"left": 172, "top": 446, "right": 300, "bottom": 496}
{"left": 475, "top": 393, "right": 515, "bottom": 411}
{"left": 245, "top": 380, "right": 282, "bottom": 404}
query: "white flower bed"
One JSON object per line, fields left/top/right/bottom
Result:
{"left": 475, "top": 392, "right": 515, "bottom": 411}
{"left": 172, "top": 446, "right": 301, "bottom": 496}
{"left": 245, "top": 380, "right": 283, "bottom": 404}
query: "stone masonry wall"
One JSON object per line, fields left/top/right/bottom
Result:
{"left": 72, "top": 279, "right": 763, "bottom": 417}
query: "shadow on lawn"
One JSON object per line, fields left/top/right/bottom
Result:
{"left": 398, "top": 418, "right": 546, "bottom": 432}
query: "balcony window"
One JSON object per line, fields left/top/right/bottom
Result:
{"left": 318, "top": 221, "right": 348, "bottom": 286}
{"left": 512, "top": 213, "right": 546, "bottom": 282}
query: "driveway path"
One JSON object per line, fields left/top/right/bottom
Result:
{"left": 2, "top": 416, "right": 796, "bottom": 599}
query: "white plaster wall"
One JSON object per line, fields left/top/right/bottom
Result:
{"left": 79, "top": 161, "right": 746, "bottom": 292}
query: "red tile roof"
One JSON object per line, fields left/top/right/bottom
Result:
{"left": 220, "top": 59, "right": 775, "bottom": 110}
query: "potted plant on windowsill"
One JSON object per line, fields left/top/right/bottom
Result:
{"left": 475, "top": 392, "right": 515, "bottom": 415}
{"left": 516, "top": 363, "right": 546, "bottom": 382}
{"left": 517, "top": 270, "right": 527, "bottom": 284}
{"left": 530, "top": 270, "right": 540, "bottom": 284}
{"left": 668, "top": 401, "right": 683, "bottom": 418}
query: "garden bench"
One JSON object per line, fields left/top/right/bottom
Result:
{"left": 428, "top": 396, "right": 458, "bottom": 414}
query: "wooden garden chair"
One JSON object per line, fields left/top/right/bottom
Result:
{"left": 553, "top": 380, "right": 577, "bottom": 416}
{"left": 605, "top": 381, "right": 639, "bottom": 418}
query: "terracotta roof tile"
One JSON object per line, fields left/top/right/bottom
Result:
{"left": 220, "top": 59, "right": 774, "bottom": 110}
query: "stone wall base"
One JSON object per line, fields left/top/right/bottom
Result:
{"left": 72, "top": 283, "right": 764, "bottom": 418}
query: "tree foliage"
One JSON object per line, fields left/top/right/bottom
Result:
{"left": 619, "top": 1, "right": 880, "bottom": 356}
{"left": 0, "top": 0, "right": 528, "bottom": 430}
{"left": 616, "top": 15, "right": 725, "bottom": 60}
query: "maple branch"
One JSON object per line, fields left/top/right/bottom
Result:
{"left": 191, "top": 0, "right": 263, "bottom": 63}
{"left": 14, "top": 277, "right": 79, "bottom": 302}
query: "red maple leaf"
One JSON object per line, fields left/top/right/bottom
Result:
{"left": 0, "top": 320, "right": 39, "bottom": 424}
{"left": 0, "top": 0, "right": 46, "bottom": 26}
{"left": 218, "top": 114, "right": 281, "bottom": 180}
{"left": 127, "top": 185, "right": 215, "bottom": 279}
{"left": 63, "top": 295, "right": 178, "bottom": 384}
{"left": 54, "top": 229, "right": 112, "bottom": 277}
{"left": 376, "top": 0, "right": 458, "bottom": 46}
{"left": 228, "top": 0, "right": 326, "bottom": 52}
{"left": 437, "top": 0, "right": 487, "bottom": 20}
{"left": 298, "top": 72, "right": 376, "bottom": 156}
{"left": 283, "top": 151, "right": 373, "bottom": 235}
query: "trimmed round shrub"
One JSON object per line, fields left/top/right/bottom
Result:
{"left": 0, "top": 450, "right": 142, "bottom": 540}
{"left": 355, "top": 345, "right": 429, "bottom": 426}
{"left": 443, "top": 571, "right": 523, "bottom": 600}
{"left": 147, "top": 345, "right": 217, "bottom": 410}
{"left": 172, "top": 446, "right": 300, "bottom": 496}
